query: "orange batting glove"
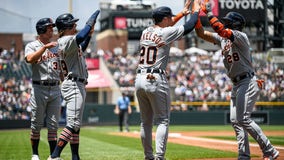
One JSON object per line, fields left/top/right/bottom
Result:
{"left": 256, "top": 79, "right": 265, "bottom": 89}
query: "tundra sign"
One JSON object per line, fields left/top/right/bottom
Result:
{"left": 218, "top": 0, "right": 265, "bottom": 22}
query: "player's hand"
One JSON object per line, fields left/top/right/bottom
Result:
{"left": 182, "top": 0, "right": 192, "bottom": 16}
{"left": 44, "top": 41, "right": 58, "bottom": 49}
{"left": 192, "top": 0, "right": 201, "bottom": 13}
{"left": 201, "top": 0, "right": 212, "bottom": 14}
{"left": 86, "top": 10, "right": 100, "bottom": 27}
{"left": 256, "top": 79, "right": 265, "bottom": 89}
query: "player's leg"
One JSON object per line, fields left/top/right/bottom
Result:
{"left": 69, "top": 84, "right": 86, "bottom": 160}
{"left": 70, "top": 129, "right": 80, "bottom": 160}
{"left": 51, "top": 82, "right": 85, "bottom": 159}
{"left": 118, "top": 109, "right": 124, "bottom": 132}
{"left": 136, "top": 89, "right": 154, "bottom": 160}
{"left": 230, "top": 85, "right": 250, "bottom": 159}
{"left": 236, "top": 80, "right": 278, "bottom": 158}
{"left": 30, "top": 86, "right": 47, "bottom": 159}
{"left": 123, "top": 110, "right": 130, "bottom": 132}
{"left": 46, "top": 87, "right": 61, "bottom": 155}
{"left": 150, "top": 85, "right": 170, "bottom": 160}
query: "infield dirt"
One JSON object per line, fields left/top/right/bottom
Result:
{"left": 111, "top": 130, "right": 284, "bottom": 160}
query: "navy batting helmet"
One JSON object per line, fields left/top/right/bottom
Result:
{"left": 36, "top": 18, "right": 55, "bottom": 35}
{"left": 55, "top": 13, "right": 79, "bottom": 32}
{"left": 221, "top": 12, "right": 246, "bottom": 31}
{"left": 152, "top": 6, "right": 175, "bottom": 24}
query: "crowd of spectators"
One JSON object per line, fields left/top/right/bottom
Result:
{"left": 1, "top": 46, "right": 284, "bottom": 119}
{"left": 104, "top": 48, "right": 284, "bottom": 111}
{"left": 0, "top": 47, "right": 32, "bottom": 120}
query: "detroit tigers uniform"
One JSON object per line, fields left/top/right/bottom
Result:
{"left": 25, "top": 39, "right": 61, "bottom": 158}
{"left": 135, "top": 25, "right": 184, "bottom": 159}
{"left": 212, "top": 30, "right": 278, "bottom": 159}
{"left": 25, "top": 40, "right": 61, "bottom": 131}
{"left": 58, "top": 35, "right": 88, "bottom": 132}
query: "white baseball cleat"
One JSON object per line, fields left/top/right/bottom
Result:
{"left": 31, "top": 155, "right": 40, "bottom": 160}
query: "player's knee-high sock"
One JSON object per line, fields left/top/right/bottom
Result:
{"left": 48, "top": 130, "right": 57, "bottom": 155}
{"left": 70, "top": 129, "right": 80, "bottom": 160}
{"left": 51, "top": 126, "right": 74, "bottom": 158}
{"left": 30, "top": 130, "right": 40, "bottom": 155}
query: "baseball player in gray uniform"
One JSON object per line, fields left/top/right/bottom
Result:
{"left": 195, "top": 1, "right": 280, "bottom": 160}
{"left": 25, "top": 18, "right": 61, "bottom": 160}
{"left": 135, "top": 0, "right": 201, "bottom": 159}
{"left": 48, "top": 10, "right": 100, "bottom": 160}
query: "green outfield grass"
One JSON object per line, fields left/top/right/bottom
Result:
{"left": 0, "top": 125, "right": 283, "bottom": 160}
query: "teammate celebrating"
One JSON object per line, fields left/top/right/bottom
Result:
{"left": 135, "top": 0, "right": 201, "bottom": 159}
{"left": 194, "top": 1, "right": 280, "bottom": 160}
{"left": 25, "top": 18, "right": 61, "bottom": 160}
{"left": 48, "top": 10, "right": 100, "bottom": 160}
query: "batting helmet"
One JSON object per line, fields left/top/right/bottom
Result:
{"left": 55, "top": 13, "right": 79, "bottom": 32}
{"left": 36, "top": 18, "right": 55, "bottom": 35}
{"left": 221, "top": 12, "right": 246, "bottom": 31}
{"left": 152, "top": 6, "right": 175, "bottom": 24}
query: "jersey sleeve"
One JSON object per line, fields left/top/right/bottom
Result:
{"left": 162, "top": 26, "right": 184, "bottom": 45}
{"left": 24, "top": 42, "right": 36, "bottom": 58}
{"left": 230, "top": 30, "right": 250, "bottom": 48}
{"left": 59, "top": 35, "right": 79, "bottom": 57}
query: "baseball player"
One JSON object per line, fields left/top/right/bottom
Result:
{"left": 135, "top": 0, "right": 201, "bottom": 159}
{"left": 25, "top": 18, "right": 61, "bottom": 160}
{"left": 48, "top": 10, "right": 100, "bottom": 160}
{"left": 195, "top": 1, "right": 280, "bottom": 160}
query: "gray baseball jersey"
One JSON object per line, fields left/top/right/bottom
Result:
{"left": 212, "top": 31, "right": 276, "bottom": 159}
{"left": 135, "top": 25, "right": 184, "bottom": 160}
{"left": 25, "top": 40, "right": 61, "bottom": 131}
{"left": 58, "top": 35, "right": 87, "bottom": 131}
{"left": 212, "top": 31, "right": 254, "bottom": 79}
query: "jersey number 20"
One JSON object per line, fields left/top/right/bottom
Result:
{"left": 139, "top": 46, "right": 157, "bottom": 65}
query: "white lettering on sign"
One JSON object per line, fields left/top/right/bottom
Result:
{"left": 126, "top": 18, "right": 153, "bottom": 28}
{"left": 219, "top": 0, "right": 264, "bottom": 10}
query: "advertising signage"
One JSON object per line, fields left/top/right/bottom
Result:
{"left": 217, "top": 0, "right": 265, "bottom": 22}
{"left": 100, "top": 0, "right": 266, "bottom": 40}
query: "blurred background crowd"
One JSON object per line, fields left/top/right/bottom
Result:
{"left": 1, "top": 47, "right": 284, "bottom": 120}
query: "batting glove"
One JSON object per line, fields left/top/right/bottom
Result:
{"left": 86, "top": 10, "right": 100, "bottom": 27}
{"left": 201, "top": 0, "right": 213, "bottom": 17}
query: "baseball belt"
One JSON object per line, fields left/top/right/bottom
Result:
{"left": 32, "top": 80, "right": 60, "bottom": 86}
{"left": 67, "top": 76, "right": 88, "bottom": 85}
{"left": 137, "top": 68, "right": 165, "bottom": 74}
{"left": 232, "top": 72, "right": 254, "bottom": 83}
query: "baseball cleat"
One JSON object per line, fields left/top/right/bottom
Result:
{"left": 32, "top": 155, "right": 40, "bottom": 160}
{"left": 263, "top": 149, "right": 280, "bottom": 160}
{"left": 47, "top": 156, "right": 62, "bottom": 160}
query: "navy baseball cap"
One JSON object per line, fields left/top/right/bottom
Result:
{"left": 152, "top": 6, "right": 175, "bottom": 20}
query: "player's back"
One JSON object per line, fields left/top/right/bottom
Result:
{"left": 138, "top": 25, "right": 184, "bottom": 71}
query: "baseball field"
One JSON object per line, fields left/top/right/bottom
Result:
{"left": 0, "top": 125, "right": 283, "bottom": 160}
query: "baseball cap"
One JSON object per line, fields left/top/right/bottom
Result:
{"left": 152, "top": 6, "right": 175, "bottom": 20}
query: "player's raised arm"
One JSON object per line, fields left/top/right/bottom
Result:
{"left": 182, "top": 0, "right": 201, "bottom": 35}
{"left": 171, "top": 0, "right": 192, "bottom": 26}
{"left": 202, "top": 0, "right": 234, "bottom": 41}
{"left": 194, "top": 16, "right": 216, "bottom": 44}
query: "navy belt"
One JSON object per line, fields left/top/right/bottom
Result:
{"left": 67, "top": 76, "right": 88, "bottom": 85}
{"left": 137, "top": 69, "right": 165, "bottom": 74}
{"left": 232, "top": 72, "right": 254, "bottom": 83}
{"left": 32, "top": 80, "right": 60, "bottom": 86}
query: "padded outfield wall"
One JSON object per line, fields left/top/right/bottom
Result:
{"left": 1, "top": 103, "right": 283, "bottom": 129}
